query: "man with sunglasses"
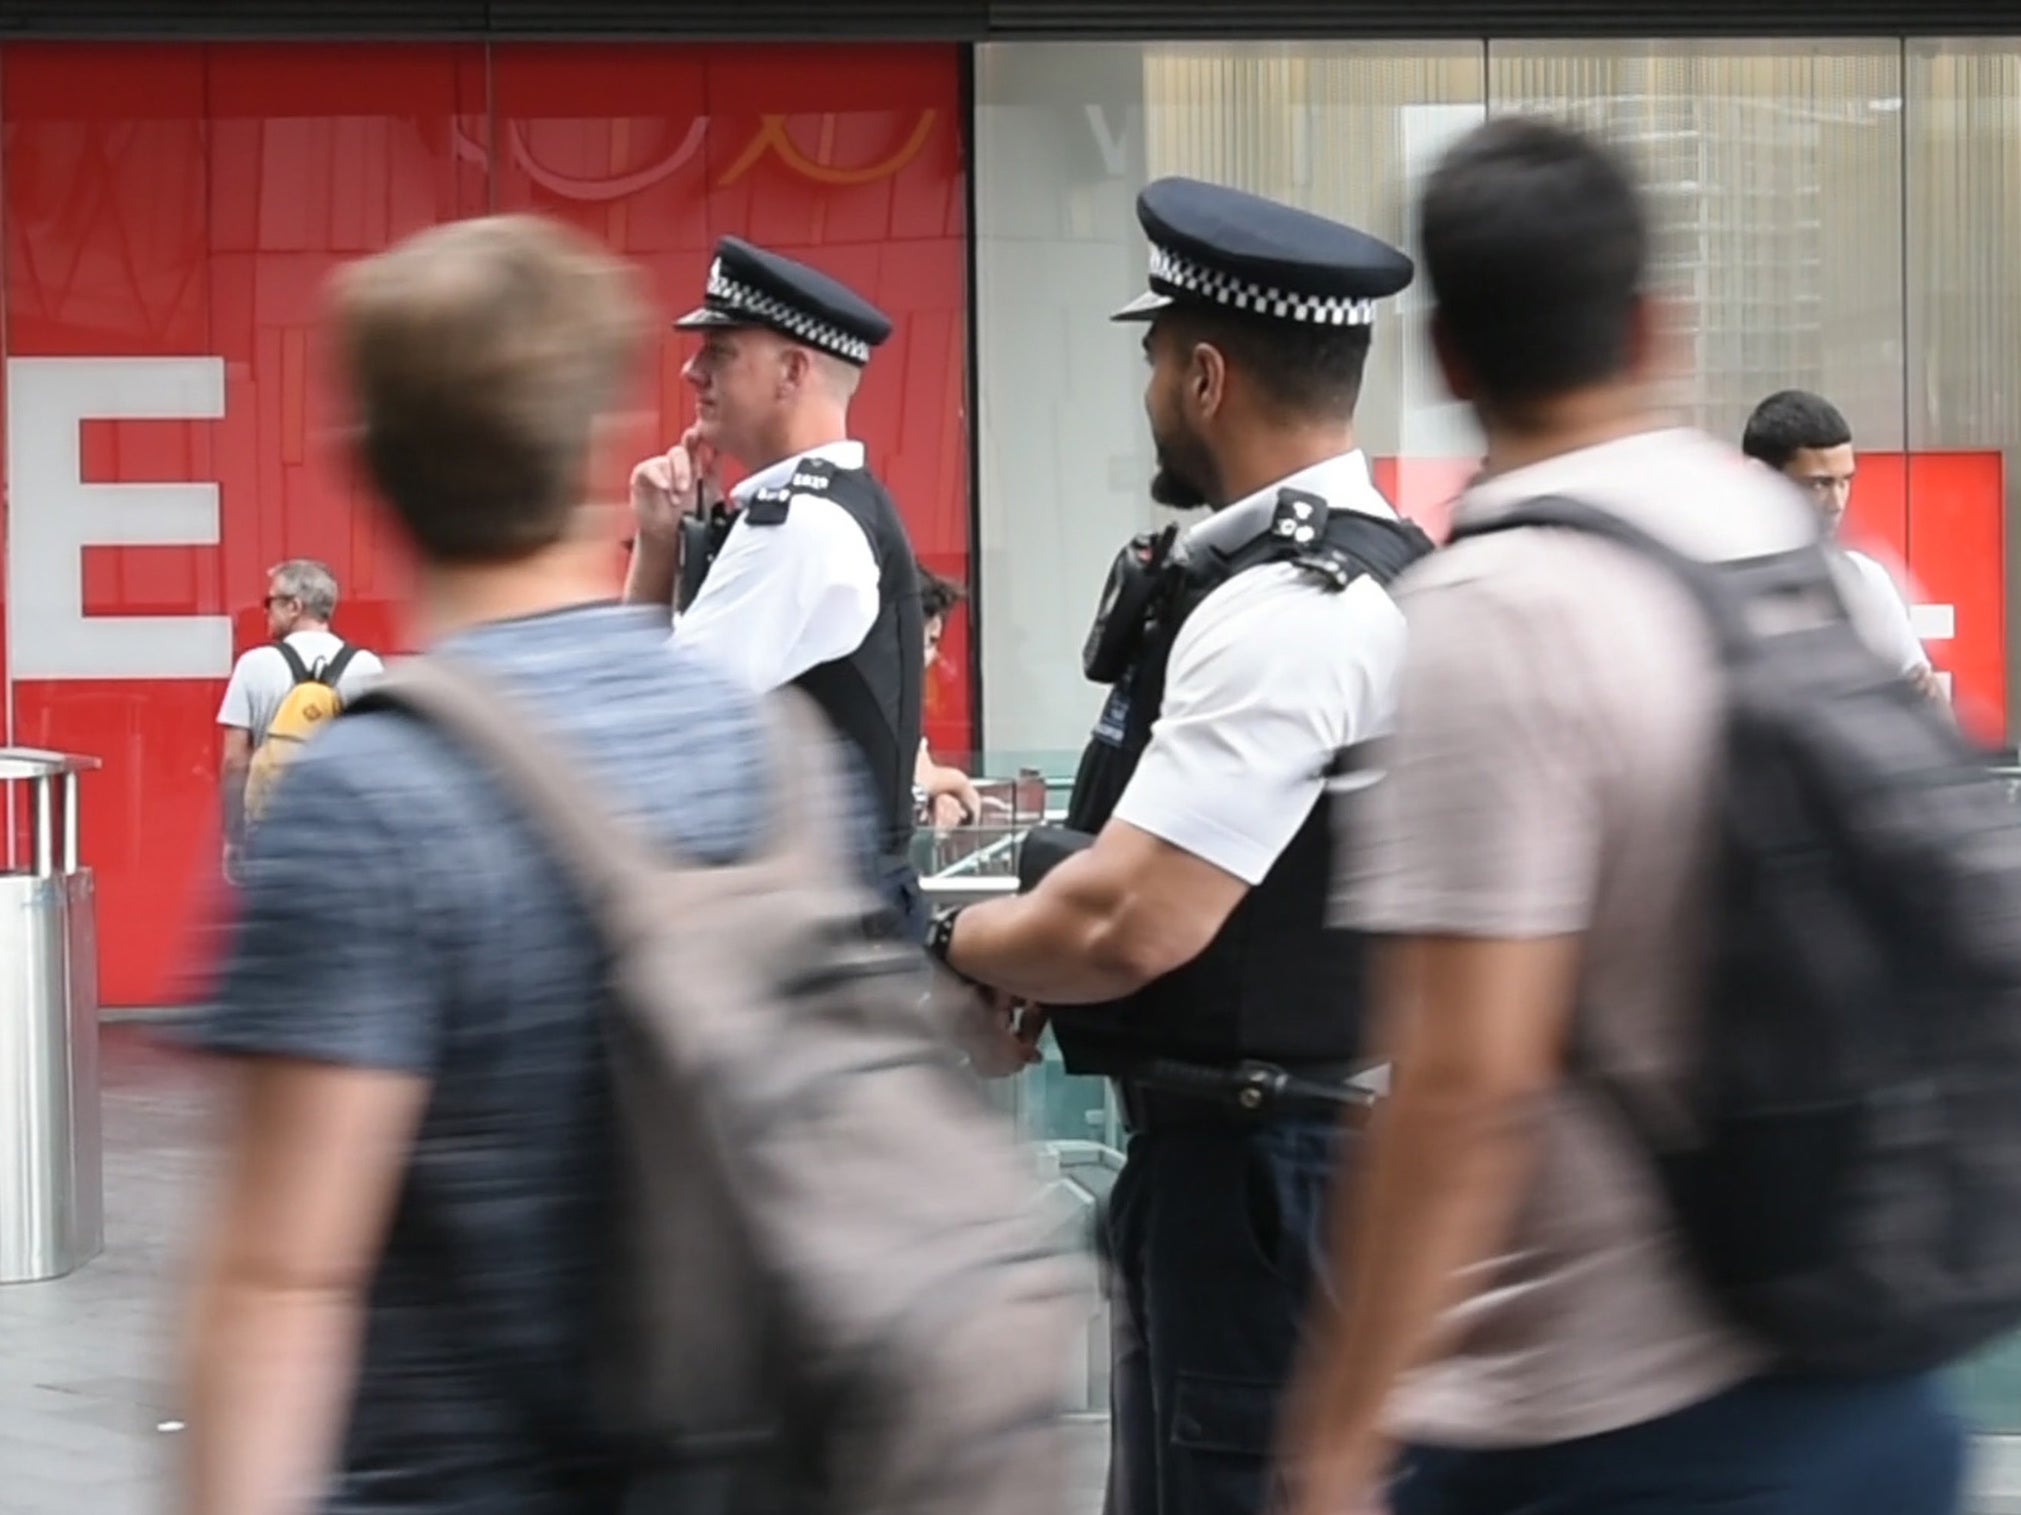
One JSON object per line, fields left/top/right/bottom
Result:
{"left": 218, "top": 559, "right": 383, "bottom": 877}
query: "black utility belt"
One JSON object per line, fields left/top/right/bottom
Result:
{"left": 1115, "top": 1058, "right": 1380, "bottom": 1133}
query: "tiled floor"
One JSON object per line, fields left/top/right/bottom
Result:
{"left": 4, "top": 1022, "right": 2015, "bottom": 1515}
{"left": 0, "top": 1027, "right": 209, "bottom": 1515}
{"left": 0, "top": 1024, "right": 1109, "bottom": 1515}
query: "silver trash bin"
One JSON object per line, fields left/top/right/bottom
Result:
{"left": 0, "top": 749, "right": 103, "bottom": 1283}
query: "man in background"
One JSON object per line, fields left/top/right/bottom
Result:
{"left": 916, "top": 569, "right": 982, "bottom": 830}
{"left": 217, "top": 559, "right": 382, "bottom": 875}
{"left": 1742, "top": 388, "right": 1941, "bottom": 701}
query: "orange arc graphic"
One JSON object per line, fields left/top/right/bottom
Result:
{"left": 719, "top": 110, "right": 938, "bottom": 187}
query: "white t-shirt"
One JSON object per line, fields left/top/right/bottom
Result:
{"left": 1109, "top": 450, "right": 1409, "bottom": 885}
{"left": 1838, "top": 547, "right": 1930, "bottom": 678}
{"left": 217, "top": 630, "right": 384, "bottom": 746}
{"left": 671, "top": 439, "right": 882, "bottom": 694}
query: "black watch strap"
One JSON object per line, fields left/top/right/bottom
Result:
{"left": 925, "top": 908, "right": 971, "bottom": 981}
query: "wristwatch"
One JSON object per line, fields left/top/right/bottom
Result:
{"left": 925, "top": 908, "right": 972, "bottom": 982}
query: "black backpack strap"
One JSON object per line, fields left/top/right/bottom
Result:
{"left": 276, "top": 640, "right": 313, "bottom": 685}
{"left": 319, "top": 643, "right": 359, "bottom": 689}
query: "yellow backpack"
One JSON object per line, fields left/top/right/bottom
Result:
{"left": 244, "top": 642, "right": 359, "bottom": 824}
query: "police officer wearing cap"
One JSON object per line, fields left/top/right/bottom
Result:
{"left": 927, "top": 179, "right": 1432, "bottom": 1515}
{"left": 625, "top": 235, "right": 927, "bottom": 939}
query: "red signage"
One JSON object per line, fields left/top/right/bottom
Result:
{"left": 0, "top": 41, "right": 971, "bottom": 1006}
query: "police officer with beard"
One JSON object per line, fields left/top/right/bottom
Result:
{"left": 927, "top": 179, "right": 1432, "bottom": 1514}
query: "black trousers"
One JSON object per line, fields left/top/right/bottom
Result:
{"left": 1103, "top": 1116, "right": 1350, "bottom": 1515}
{"left": 1392, "top": 1370, "right": 1967, "bottom": 1515}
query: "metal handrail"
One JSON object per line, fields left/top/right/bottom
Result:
{"left": 0, "top": 748, "right": 101, "bottom": 782}
{"left": 919, "top": 875, "right": 1018, "bottom": 906}
{"left": 0, "top": 748, "right": 100, "bottom": 879}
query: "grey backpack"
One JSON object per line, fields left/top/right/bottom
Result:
{"left": 1455, "top": 497, "right": 2021, "bottom": 1375}
{"left": 360, "top": 659, "right": 1089, "bottom": 1515}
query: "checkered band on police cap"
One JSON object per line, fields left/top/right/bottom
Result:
{"left": 703, "top": 259, "right": 874, "bottom": 365}
{"left": 1148, "top": 241, "right": 1377, "bottom": 327}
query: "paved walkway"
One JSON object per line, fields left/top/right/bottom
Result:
{"left": 2, "top": 1024, "right": 2014, "bottom": 1515}
{"left": 0, "top": 1025, "right": 1108, "bottom": 1514}
{"left": 0, "top": 1028, "right": 205, "bottom": 1515}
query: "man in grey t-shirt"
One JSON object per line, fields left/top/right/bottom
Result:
{"left": 1281, "top": 119, "right": 1964, "bottom": 1515}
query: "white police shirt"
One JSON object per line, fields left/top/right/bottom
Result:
{"left": 1109, "top": 450, "right": 1409, "bottom": 885}
{"left": 671, "top": 439, "right": 881, "bottom": 694}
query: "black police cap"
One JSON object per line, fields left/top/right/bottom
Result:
{"left": 675, "top": 236, "right": 893, "bottom": 367}
{"left": 1112, "top": 177, "right": 1413, "bottom": 328}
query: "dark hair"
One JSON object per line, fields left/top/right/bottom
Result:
{"left": 331, "top": 214, "right": 646, "bottom": 565}
{"left": 1161, "top": 303, "right": 1372, "bottom": 419}
{"left": 1420, "top": 117, "right": 1648, "bottom": 410}
{"left": 919, "top": 568, "right": 966, "bottom": 623}
{"left": 1741, "top": 390, "right": 1853, "bottom": 471}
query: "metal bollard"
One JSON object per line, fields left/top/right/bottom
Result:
{"left": 0, "top": 748, "right": 104, "bottom": 1283}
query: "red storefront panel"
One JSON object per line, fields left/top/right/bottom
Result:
{"left": 0, "top": 41, "right": 969, "bottom": 1007}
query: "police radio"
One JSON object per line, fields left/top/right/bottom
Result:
{"left": 1083, "top": 524, "right": 1179, "bottom": 684}
{"left": 675, "top": 480, "right": 733, "bottom": 613}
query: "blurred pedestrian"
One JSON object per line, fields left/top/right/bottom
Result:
{"left": 1281, "top": 117, "right": 1968, "bottom": 1515}
{"left": 182, "top": 214, "right": 841, "bottom": 1514}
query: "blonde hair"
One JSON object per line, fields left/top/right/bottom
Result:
{"left": 330, "top": 214, "right": 646, "bottom": 563}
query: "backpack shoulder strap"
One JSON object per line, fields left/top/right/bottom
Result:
{"left": 320, "top": 643, "right": 359, "bottom": 690}
{"left": 276, "top": 640, "right": 313, "bottom": 685}
{"left": 1448, "top": 493, "right": 1824, "bottom": 660}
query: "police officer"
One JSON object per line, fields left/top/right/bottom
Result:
{"left": 625, "top": 236, "right": 926, "bottom": 938}
{"left": 927, "top": 179, "right": 1431, "bottom": 1515}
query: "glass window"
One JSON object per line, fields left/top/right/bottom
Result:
{"left": 971, "top": 41, "right": 1485, "bottom": 758}
{"left": 1490, "top": 42, "right": 1907, "bottom": 451}
{"left": 1906, "top": 39, "right": 2021, "bottom": 742}
{"left": 1908, "top": 42, "right": 2021, "bottom": 1434}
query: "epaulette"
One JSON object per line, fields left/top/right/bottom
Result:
{"left": 1293, "top": 543, "right": 1365, "bottom": 593}
{"left": 786, "top": 456, "right": 840, "bottom": 493}
{"left": 744, "top": 455, "right": 844, "bottom": 526}
{"left": 1269, "top": 487, "right": 1329, "bottom": 547}
{"left": 744, "top": 484, "right": 793, "bottom": 526}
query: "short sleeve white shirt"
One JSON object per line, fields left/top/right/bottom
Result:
{"left": 217, "top": 630, "right": 384, "bottom": 746}
{"left": 1836, "top": 548, "right": 1930, "bottom": 678}
{"left": 1109, "top": 451, "right": 1410, "bottom": 886}
{"left": 671, "top": 439, "right": 882, "bottom": 694}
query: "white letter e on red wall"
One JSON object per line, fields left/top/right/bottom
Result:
{"left": 6, "top": 356, "right": 230, "bottom": 681}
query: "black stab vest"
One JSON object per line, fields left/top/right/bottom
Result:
{"left": 713, "top": 455, "right": 923, "bottom": 864}
{"left": 1049, "top": 492, "right": 1433, "bottom": 1077}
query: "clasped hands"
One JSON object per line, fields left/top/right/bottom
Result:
{"left": 948, "top": 981, "right": 1048, "bottom": 1079}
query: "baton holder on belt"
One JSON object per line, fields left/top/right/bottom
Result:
{"left": 1127, "top": 1058, "right": 1379, "bottom": 1129}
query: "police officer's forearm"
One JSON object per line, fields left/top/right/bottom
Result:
{"left": 946, "top": 893, "right": 1148, "bottom": 1004}
{"left": 622, "top": 534, "right": 679, "bottom": 612}
{"left": 947, "top": 848, "right": 1202, "bottom": 1004}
